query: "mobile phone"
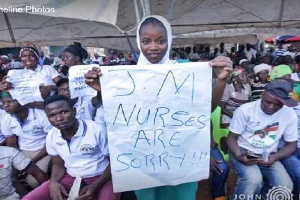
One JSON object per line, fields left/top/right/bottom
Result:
{"left": 247, "top": 152, "right": 261, "bottom": 159}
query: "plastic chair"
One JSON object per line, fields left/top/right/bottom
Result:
{"left": 211, "top": 106, "right": 230, "bottom": 161}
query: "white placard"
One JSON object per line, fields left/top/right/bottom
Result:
{"left": 101, "top": 62, "right": 212, "bottom": 192}
{"left": 7, "top": 70, "right": 43, "bottom": 105}
{"left": 69, "top": 64, "right": 98, "bottom": 98}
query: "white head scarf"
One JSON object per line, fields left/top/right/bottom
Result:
{"left": 136, "top": 15, "right": 173, "bottom": 65}
{"left": 253, "top": 63, "right": 272, "bottom": 74}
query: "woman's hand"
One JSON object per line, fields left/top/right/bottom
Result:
{"left": 84, "top": 67, "right": 102, "bottom": 92}
{"left": 0, "top": 76, "right": 13, "bottom": 91}
{"left": 40, "top": 85, "right": 52, "bottom": 99}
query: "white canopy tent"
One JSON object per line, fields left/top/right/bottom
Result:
{"left": 0, "top": 0, "right": 299, "bottom": 50}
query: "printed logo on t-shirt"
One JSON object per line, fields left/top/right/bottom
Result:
{"left": 80, "top": 144, "right": 95, "bottom": 155}
{"left": 32, "top": 125, "right": 43, "bottom": 134}
{"left": 0, "top": 164, "right": 4, "bottom": 169}
{"left": 249, "top": 122, "right": 279, "bottom": 148}
{"left": 10, "top": 126, "right": 17, "bottom": 130}
{"left": 56, "top": 141, "right": 65, "bottom": 146}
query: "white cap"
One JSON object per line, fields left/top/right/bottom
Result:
{"left": 239, "top": 59, "right": 248, "bottom": 65}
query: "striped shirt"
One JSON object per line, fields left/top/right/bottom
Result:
{"left": 0, "top": 146, "right": 31, "bottom": 199}
{"left": 275, "top": 48, "right": 286, "bottom": 57}
{"left": 221, "top": 83, "right": 251, "bottom": 124}
{"left": 251, "top": 81, "right": 268, "bottom": 101}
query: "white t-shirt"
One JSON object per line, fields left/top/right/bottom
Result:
{"left": 1, "top": 109, "right": 53, "bottom": 151}
{"left": 93, "top": 57, "right": 103, "bottom": 65}
{"left": 94, "top": 105, "right": 106, "bottom": 126}
{"left": 16, "top": 64, "right": 59, "bottom": 97}
{"left": 0, "top": 146, "right": 31, "bottom": 199}
{"left": 74, "top": 96, "right": 96, "bottom": 120}
{"left": 46, "top": 120, "right": 109, "bottom": 178}
{"left": 291, "top": 73, "right": 300, "bottom": 82}
{"left": 0, "top": 109, "right": 7, "bottom": 143}
{"left": 229, "top": 100, "right": 298, "bottom": 154}
{"left": 245, "top": 48, "right": 256, "bottom": 60}
{"left": 217, "top": 51, "right": 228, "bottom": 57}
{"left": 23, "top": 64, "right": 59, "bottom": 86}
{"left": 279, "top": 104, "right": 300, "bottom": 149}
{"left": 294, "top": 104, "right": 300, "bottom": 148}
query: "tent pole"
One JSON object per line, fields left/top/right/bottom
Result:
{"left": 143, "top": 0, "right": 151, "bottom": 16}
{"left": 3, "top": 13, "right": 16, "bottom": 43}
{"left": 277, "top": 0, "right": 285, "bottom": 27}
{"left": 134, "top": 0, "right": 141, "bottom": 24}
{"left": 124, "top": 32, "right": 138, "bottom": 61}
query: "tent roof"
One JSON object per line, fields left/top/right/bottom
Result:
{"left": 0, "top": 0, "right": 299, "bottom": 50}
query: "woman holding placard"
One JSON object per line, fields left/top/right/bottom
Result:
{"left": 0, "top": 44, "right": 61, "bottom": 106}
{"left": 85, "top": 15, "right": 233, "bottom": 200}
{"left": 63, "top": 42, "right": 88, "bottom": 68}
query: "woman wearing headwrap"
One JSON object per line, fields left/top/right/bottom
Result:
{"left": 85, "top": 15, "right": 233, "bottom": 200}
{"left": 220, "top": 67, "right": 251, "bottom": 128}
{"left": 0, "top": 44, "right": 61, "bottom": 104}
{"left": 270, "top": 64, "right": 293, "bottom": 81}
{"left": 63, "top": 42, "right": 88, "bottom": 68}
{"left": 251, "top": 63, "right": 271, "bottom": 101}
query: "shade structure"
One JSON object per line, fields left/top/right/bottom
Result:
{"left": 285, "top": 36, "right": 300, "bottom": 42}
{"left": 0, "top": 0, "right": 299, "bottom": 50}
{"left": 265, "top": 35, "right": 296, "bottom": 43}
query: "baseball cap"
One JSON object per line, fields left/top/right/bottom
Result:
{"left": 265, "top": 79, "right": 297, "bottom": 107}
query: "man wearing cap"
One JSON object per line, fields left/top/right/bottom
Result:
{"left": 227, "top": 79, "right": 297, "bottom": 199}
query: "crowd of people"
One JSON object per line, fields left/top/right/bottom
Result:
{"left": 0, "top": 15, "right": 299, "bottom": 200}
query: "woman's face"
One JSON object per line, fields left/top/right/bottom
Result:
{"left": 21, "top": 50, "right": 38, "bottom": 69}
{"left": 63, "top": 51, "right": 79, "bottom": 67}
{"left": 236, "top": 71, "right": 247, "bottom": 84}
{"left": 139, "top": 23, "right": 168, "bottom": 64}
{"left": 257, "top": 70, "right": 269, "bottom": 82}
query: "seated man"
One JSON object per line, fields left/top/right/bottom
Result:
{"left": 0, "top": 146, "right": 48, "bottom": 200}
{"left": 1, "top": 92, "right": 52, "bottom": 188}
{"left": 23, "top": 95, "right": 120, "bottom": 200}
{"left": 280, "top": 103, "right": 300, "bottom": 199}
{"left": 227, "top": 79, "right": 297, "bottom": 199}
{"left": 56, "top": 78, "right": 101, "bottom": 120}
